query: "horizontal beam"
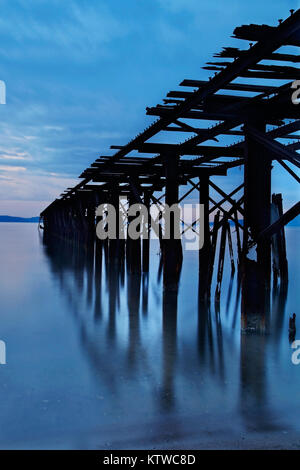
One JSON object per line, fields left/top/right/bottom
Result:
{"left": 136, "top": 142, "right": 242, "bottom": 157}
{"left": 206, "top": 61, "right": 300, "bottom": 77}
{"left": 81, "top": 165, "right": 227, "bottom": 179}
{"left": 179, "top": 80, "right": 278, "bottom": 93}
{"left": 146, "top": 106, "right": 245, "bottom": 121}
{"left": 214, "top": 47, "right": 300, "bottom": 63}
{"left": 203, "top": 66, "right": 300, "bottom": 80}
{"left": 247, "top": 125, "right": 300, "bottom": 168}
{"left": 233, "top": 22, "right": 300, "bottom": 47}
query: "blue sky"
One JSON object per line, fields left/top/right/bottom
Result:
{"left": 0, "top": 0, "right": 298, "bottom": 216}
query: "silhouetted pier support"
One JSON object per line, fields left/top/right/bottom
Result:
{"left": 271, "top": 193, "right": 288, "bottom": 288}
{"left": 242, "top": 122, "right": 271, "bottom": 332}
{"left": 142, "top": 191, "right": 150, "bottom": 273}
{"left": 74, "top": 197, "right": 86, "bottom": 243}
{"left": 108, "top": 186, "right": 120, "bottom": 263}
{"left": 199, "top": 175, "right": 211, "bottom": 302}
{"left": 206, "top": 210, "right": 220, "bottom": 299}
{"left": 94, "top": 234, "right": 103, "bottom": 319}
{"left": 126, "top": 192, "right": 142, "bottom": 274}
{"left": 86, "top": 203, "right": 96, "bottom": 242}
{"left": 215, "top": 216, "right": 227, "bottom": 303}
{"left": 163, "top": 154, "right": 182, "bottom": 291}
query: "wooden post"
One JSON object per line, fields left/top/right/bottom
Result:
{"left": 142, "top": 191, "right": 150, "bottom": 273}
{"left": 108, "top": 185, "right": 119, "bottom": 263}
{"left": 215, "top": 217, "right": 227, "bottom": 303}
{"left": 234, "top": 208, "right": 242, "bottom": 265}
{"left": 271, "top": 193, "right": 288, "bottom": 287}
{"left": 163, "top": 153, "right": 182, "bottom": 290}
{"left": 126, "top": 192, "right": 141, "bottom": 274}
{"left": 227, "top": 219, "right": 235, "bottom": 276}
{"left": 206, "top": 210, "right": 220, "bottom": 299}
{"left": 199, "top": 175, "right": 211, "bottom": 301}
{"left": 242, "top": 121, "right": 271, "bottom": 332}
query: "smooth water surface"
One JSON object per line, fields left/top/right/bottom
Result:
{"left": 0, "top": 223, "right": 299, "bottom": 449}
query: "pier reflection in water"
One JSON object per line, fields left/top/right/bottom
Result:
{"left": 0, "top": 224, "right": 299, "bottom": 449}
{"left": 38, "top": 224, "right": 300, "bottom": 448}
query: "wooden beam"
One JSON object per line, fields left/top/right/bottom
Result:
{"left": 233, "top": 22, "right": 300, "bottom": 47}
{"left": 247, "top": 125, "right": 300, "bottom": 168}
{"left": 276, "top": 159, "right": 300, "bottom": 184}
{"left": 209, "top": 183, "right": 244, "bottom": 214}
{"left": 253, "top": 201, "right": 300, "bottom": 243}
{"left": 179, "top": 80, "right": 278, "bottom": 93}
{"left": 214, "top": 47, "right": 300, "bottom": 63}
{"left": 136, "top": 142, "right": 242, "bottom": 157}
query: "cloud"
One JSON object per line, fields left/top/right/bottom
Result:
{"left": 0, "top": 165, "right": 26, "bottom": 172}
{"left": 0, "top": 151, "right": 27, "bottom": 160}
{"left": 0, "top": 0, "right": 132, "bottom": 61}
{"left": 0, "top": 169, "right": 77, "bottom": 202}
{"left": 43, "top": 126, "right": 64, "bottom": 132}
{"left": 0, "top": 85, "right": 128, "bottom": 185}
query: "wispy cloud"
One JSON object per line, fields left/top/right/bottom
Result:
{"left": 0, "top": 169, "right": 76, "bottom": 202}
{"left": 0, "top": 0, "right": 132, "bottom": 61}
{"left": 0, "top": 165, "right": 26, "bottom": 172}
{"left": 0, "top": 151, "right": 27, "bottom": 160}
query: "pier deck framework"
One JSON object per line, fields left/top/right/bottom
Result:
{"left": 41, "top": 10, "right": 300, "bottom": 327}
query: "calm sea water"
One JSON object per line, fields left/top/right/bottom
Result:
{"left": 0, "top": 223, "right": 299, "bottom": 449}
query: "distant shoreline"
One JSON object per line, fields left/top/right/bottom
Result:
{"left": 0, "top": 215, "right": 298, "bottom": 226}
{"left": 0, "top": 216, "right": 39, "bottom": 223}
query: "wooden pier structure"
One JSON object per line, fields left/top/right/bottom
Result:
{"left": 41, "top": 10, "right": 300, "bottom": 331}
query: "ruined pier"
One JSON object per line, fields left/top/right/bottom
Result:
{"left": 41, "top": 10, "right": 300, "bottom": 331}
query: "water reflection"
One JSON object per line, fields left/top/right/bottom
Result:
{"left": 272, "top": 283, "right": 289, "bottom": 344}
{"left": 40, "top": 230, "right": 298, "bottom": 447}
{"left": 42, "top": 233, "right": 228, "bottom": 414}
{"left": 0, "top": 223, "right": 298, "bottom": 450}
{"left": 240, "top": 333, "right": 270, "bottom": 429}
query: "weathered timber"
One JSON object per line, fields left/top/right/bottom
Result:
{"left": 163, "top": 154, "right": 183, "bottom": 291}
{"left": 199, "top": 175, "right": 211, "bottom": 301}
{"left": 271, "top": 193, "right": 288, "bottom": 287}
{"left": 242, "top": 121, "right": 271, "bottom": 330}
{"left": 40, "top": 11, "right": 300, "bottom": 329}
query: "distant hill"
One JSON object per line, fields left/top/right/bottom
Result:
{"left": 0, "top": 215, "right": 39, "bottom": 223}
